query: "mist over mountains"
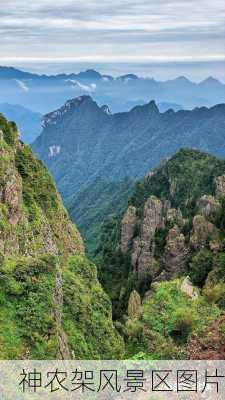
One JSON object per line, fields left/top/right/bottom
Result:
{"left": 0, "top": 66, "right": 225, "bottom": 115}
{"left": 0, "top": 103, "right": 42, "bottom": 143}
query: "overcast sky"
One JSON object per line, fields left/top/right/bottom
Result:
{"left": 0, "top": 0, "right": 225, "bottom": 80}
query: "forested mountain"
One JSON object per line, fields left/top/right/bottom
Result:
{"left": 0, "top": 114, "right": 123, "bottom": 359}
{"left": 95, "top": 149, "right": 225, "bottom": 359}
{"left": 32, "top": 96, "right": 225, "bottom": 250}
{"left": 1, "top": 107, "right": 225, "bottom": 360}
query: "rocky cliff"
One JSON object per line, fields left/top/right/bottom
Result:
{"left": 119, "top": 149, "right": 225, "bottom": 284}
{"left": 0, "top": 114, "right": 124, "bottom": 359}
{"left": 96, "top": 148, "right": 225, "bottom": 358}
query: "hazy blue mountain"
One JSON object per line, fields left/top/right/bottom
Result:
{"left": 157, "top": 102, "right": 183, "bottom": 112}
{"left": 0, "top": 66, "right": 225, "bottom": 113}
{"left": 0, "top": 103, "right": 42, "bottom": 143}
{"left": 32, "top": 96, "right": 225, "bottom": 248}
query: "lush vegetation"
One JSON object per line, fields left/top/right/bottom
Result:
{"left": 68, "top": 177, "right": 135, "bottom": 254}
{"left": 0, "top": 255, "right": 58, "bottom": 359}
{"left": 125, "top": 279, "right": 221, "bottom": 359}
{"left": 129, "top": 148, "right": 225, "bottom": 218}
{"left": 62, "top": 255, "right": 124, "bottom": 359}
{"left": 0, "top": 254, "right": 124, "bottom": 359}
{"left": 0, "top": 114, "right": 124, "bottom": 360}
{"left": 94, "top": 148, "right": 225, "bottom": 358}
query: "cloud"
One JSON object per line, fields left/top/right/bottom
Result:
{"left": 0, "top": 0, "right": 224, "bottom": 79}
{"left": 66, "top": 79, "right": 96, "bottom": 92}
{"left": 14, "top": 79, "right": 29, "bottom": 92}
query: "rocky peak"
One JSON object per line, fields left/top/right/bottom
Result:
{"left": 42, "top": 96, "right": 98, "bottom": 128}
{"left": 131, "top": 100, "right": 159, "bottom": 116}
{"left": 190, "top": 215, "right": 221, "bottom": 252}
{"left": 101, "top": 105, "right": 112, "bottom": 115}
{"left": 121, "top": 206, "right": 138, "bottom": 253}
{"left": 77, "top": 69, "right": 102, "bottom": 80}
{"left": 130, "top": 196, "right": 163, "bottom": 277}
{"left": 163, "top": 225, "right": 188, "bottom": 275}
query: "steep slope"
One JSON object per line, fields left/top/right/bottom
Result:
{"left": 32, "top": 96, "right": 225, "bottom": 250}
{"left": 0, "top": 104, "right": 42, "bottom": 143}
{"left": 0, "top": 114, "right": 124, "bottom": 359}
{"left": 96, "top": 149, "right": 225, "bottom": 358}
{"left": 68, "top": 176, "right": 135, "bottom": 252}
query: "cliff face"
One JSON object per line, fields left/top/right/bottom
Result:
{"left": 119, "top": 149, "right": 225, "bottom": 284}
{"left": 0, "top": 121, "right": 83, "bottom": 258}
{"left": 97, "top": 149, "right": 225, "bottom": 358}
{"left": 0, "top": 114, "right": 124, "bottom": 359}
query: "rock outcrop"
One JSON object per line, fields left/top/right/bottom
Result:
{"left": 131, "top": 196, "right": 163, "bottom": 277}
{"left": 163, "top": 225, "right": 188, "bottom": 275}
{"left": 215, "top": 175, "right": 225, "bottom": 198}
{"left": 190, "top": 215, "right": 221, "bottom": 252}
{"left": 180, "top": 276, "right": 198, "bottom": 299}
{"left": 197, "top": 195, "right": 221, "bottom": 218}
{"left": 121, "top": 206, "right": 138, "bottom": 253}
{"left": 165, "top": 207, "right": 184, "bottom": 227}
{"left": 128, "top": 290, "right": 142, "bottom": 318}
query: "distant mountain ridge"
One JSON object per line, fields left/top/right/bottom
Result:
{"left": 0, "top": 66, "right": 224, "bottom": 113}
{"left": 0, "top": 103, "right": 42, "bottom": 143}
{"left": 32, "top": 96, "right": 225, "bottom": 248}
{"left": 0, "top": 65, "right": 223, "bottom": 84}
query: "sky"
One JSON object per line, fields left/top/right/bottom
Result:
{"left": 0, "top": 0, "right": 225, "bottom": 80}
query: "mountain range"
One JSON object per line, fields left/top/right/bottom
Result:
{"left": 1, "top": 101, "right": 225, "bottom": 360}
{"left": 0, "top": 66, "right": 225, "bottom": 114}
{"left": 32, "top": 95, "right": 225, "bottom": 249}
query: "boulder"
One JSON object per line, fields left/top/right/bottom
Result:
{"left": 180, "top": 276, "right": 198, "bottom": 299}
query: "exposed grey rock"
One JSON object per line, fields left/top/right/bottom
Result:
{"left": 128, "top": 290, "right": 142, "bottom": 318}
{"left": 180, "top": 276, "right": 198, "bottom": 299}
{"left": 131, "top": 196, "right": 163, "bottom": 277}
{"left": 54, "top": 271, "right": 71, "bottom": 359}
{"left": 215, "top": 175, "right": 225, "bottom": 199}
{"left": 190, "top": 215, "right": 221, "bottom": 251}
{"left": 121, "top": 206, "right": 138, "bottom": 253}
{"left": 197, "top": 195, "right": 221, "bottom": 218}
{"left": 163, "top": 225, "right": 188, "bottom": 275}
{"left": 166, "top": 207, "right": 184, "bottom": 227}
